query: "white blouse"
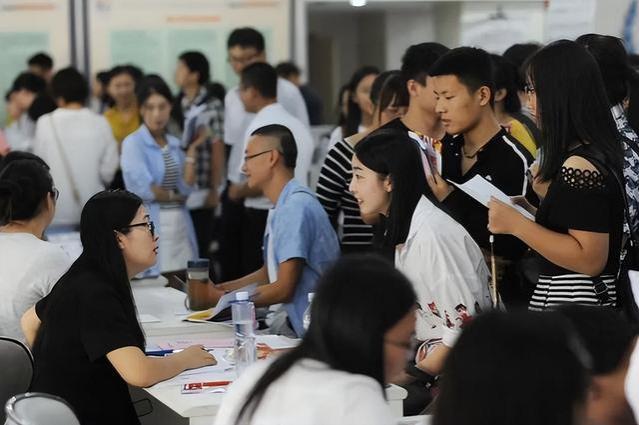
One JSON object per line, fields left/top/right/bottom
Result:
{"left": 395, "top": 196, "right": 492, "bottom": 346}
{"left": 214, "top": 359, "right": 395, "bottom": 425}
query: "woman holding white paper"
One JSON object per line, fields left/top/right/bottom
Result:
{"left": 487, "top": 40, "right": 624, "bottom": 311}
{"left": 21, "top": 190, "right": 215, "bottom": 425}
{"left": 350, "top": 129, "right": 491, "bottom": 376}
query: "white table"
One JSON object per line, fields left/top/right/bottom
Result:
{"left": 131, "top": 278, "right": 409, "bottom": 425}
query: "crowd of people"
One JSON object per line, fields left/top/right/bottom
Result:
{"left": 1, "top": 27, "right": 639, "bottom": 425}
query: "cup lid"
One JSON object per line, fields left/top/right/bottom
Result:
{"left": 187, "top": 258, "right": 210, "bottom": 268}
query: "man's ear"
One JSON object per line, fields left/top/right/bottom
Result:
{"left": 478, "top": 86, "right": 492, "bottom": 106}
{"left": 407, "top": 79, "right": 421, "bottom": 98}
{"left": 494, "top": 88, "right": 507, "bottom": 103}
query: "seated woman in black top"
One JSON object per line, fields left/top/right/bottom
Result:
{"left": 488, "top": 40, "right": 624, "bottom": 310}
{"left": 21, "top": 190, "right": 215, "bottom": 425}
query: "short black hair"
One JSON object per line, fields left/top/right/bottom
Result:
{"left": 227, "top": 27, "right": 265, "bottom": 52}
{"left": 401, "top": 42, "right": 449, "bottom": 84}
{"left": 275, "top": 62, "right": 301, "bottom": 80}
{"left": 241, "top": 62, "right": 277, "bottom": 99}
{"left": 251, "top": 124, "right": 297, "bottom": 169}
{"left": 503, "top": 43, "right": 541, "bottom": 91}
{"left": 558, "top": 305, "right": 638, "bottom": 375}
{"left": 429, "top": 47, "right": 495, "bottom": 96}
{"left": 51, "top": 67, "right": 89, "bottom": 104}
{"left": 108, "top": 64, "right": 144, "bottom": 85}
{"left": 503, "top": 43, "right": 542, "bottom": 70}
{"left": 576, "top": 33, "right": 635, "bottom": 106}
{"left": 27, "top": 52, "right": 53, "bottom": 70}
{"left": 178, "top": 51, "right": 210, "bottom": 84}
{"left": 136, "top": 74, "right": 174, "bottom": 106}
{"left": 491, "top": 54, "right": 521, "bottom": 114}
{"left": 11, "top": 72, "right": 46, "bottom": 94}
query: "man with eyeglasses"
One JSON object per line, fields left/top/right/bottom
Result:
{"left": 226, "top": 62, "right": 314, "bottom": 280}
{"left": 221, "top": 27, "right": 309, "bottom": 282}
{"left": 207, "top": 124, "right": 338, "bottom": 337}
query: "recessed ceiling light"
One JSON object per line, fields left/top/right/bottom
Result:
{"left": 350, "top": 0, "right": 367, "bottom": 7}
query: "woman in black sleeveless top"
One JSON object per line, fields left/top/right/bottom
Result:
{"left": 487, "top": 40, "right": 624, "bottom": 310}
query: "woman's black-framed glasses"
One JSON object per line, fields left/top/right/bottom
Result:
{"left": 524, "top": 83, "right": 535, "bottom": 95}
{"left": 120, "top": 221, "right": 155, "bottom": 238}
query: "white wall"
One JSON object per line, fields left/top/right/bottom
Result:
{"left": 384, "top": 6, "right": 436, "bottom": 69}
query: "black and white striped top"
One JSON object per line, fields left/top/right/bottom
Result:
{"left": 316, "top": 138, "right": 373, "bottom": 250}
{"left": 161, "top": 145, "right": 180, "bottom": 191}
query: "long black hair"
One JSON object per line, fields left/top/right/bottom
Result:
{"left": 235, "top": 254, "right": 416, "bottom": 423}
{"left": 354, "top": 129, "right": 441, "bottom": 254}
{"left": 60, "top": 190, "right": 146, "bottom": 348}
{"left": 434, "top": 310, "right": 590, "bottom": 425}
{"left": 0, "top": 158, "right": 53, "bottom": 226}
{"left": 342, "top": 66, "right": 380, "bottom": 138}
{"left": 525, "top": 40, "right": 623, "bottom": 181}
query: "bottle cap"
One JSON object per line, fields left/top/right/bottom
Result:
{"left": 235, "top": 291, "right": 249, "bottom": 301}
{"left": 307, "top": 292, "right": 315, "bottom": 302}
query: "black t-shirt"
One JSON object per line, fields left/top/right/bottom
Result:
{"left": 378, "top": 117, "right": 411, "bottom": 133}
{"left": 441, "top": 128, "right": 535, "bottom": 260}
{"left": 536, "top": 145, "right": 624, "bottom": 276}
{"left": 31, "top": 265, "right": 144, "bottom": 425}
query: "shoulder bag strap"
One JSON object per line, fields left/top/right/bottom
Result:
{"left": 49, "top": 114, "right": 82, "bottom": 206}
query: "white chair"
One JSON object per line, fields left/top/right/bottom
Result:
{"left": 5, "top": 392, "right": 80, "bottom": 425}
{"left": 0, "top": 337, "right": 33, "bottom": 424}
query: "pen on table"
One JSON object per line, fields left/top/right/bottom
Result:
{"left": 145, "top": 348, "right": 184, "bottom": 356}
{"left": 146, "top": 348, "right": 217, "bottom": 356}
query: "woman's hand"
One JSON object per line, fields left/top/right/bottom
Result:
{"left": 175, "top": 345, "right": 217, "bottom": 370}
{"left": 488, "top": 197, "right": 528, "bottom": 235}
{"left": 426, "top": 170, "right": 454, "bottom": 202}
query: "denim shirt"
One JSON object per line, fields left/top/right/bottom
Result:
{"left": 120, "top": 124, "right": 197, "bottom": 275}
{"left": 264, "top": 180, "right": 340, "bottom": 336}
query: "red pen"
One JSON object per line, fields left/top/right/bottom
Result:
{"left": 181, "top": 381, "right": 232, "bottom": 394}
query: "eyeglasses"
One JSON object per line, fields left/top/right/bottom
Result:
{"left": 227, "top": 52, "right": 259, "bottom": 66}
{"left": 524, "top": 83, "right": 535, "bottom": 95}
{"left": 243, "top": 149, "right": 273, "bottom": 162}
{"left": 50, "top": 187, "right": 59, "bottom": 202}
{"left": 120, "top": 221, "right": 155, "bottom": 238}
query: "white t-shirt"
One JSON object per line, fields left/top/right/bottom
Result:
{"left": 33, "top": 108, "right": 119, "bottom": 226}
{"left": 0, "top": 233, "right": 72, "bottom": 340}
{"left": 224, "top": 78, "right": 310, "bottom": 185}
{"left": 395, "top": 196, "right": 492, "bottom": 345}
{"left": 214, "top": 358, "right": 395, "bottom": 425}
{"left": 626, "top": 340, "right": 639, "bottom": 422}
{"left": 240, "top": 103, "right": 314, "bottom": 210}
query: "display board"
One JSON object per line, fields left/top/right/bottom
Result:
{"left": 0, "top": 0, "right": 72, "bottom": 125}
{"left": 87, "top": 0, "right": 291, "bottom": 91}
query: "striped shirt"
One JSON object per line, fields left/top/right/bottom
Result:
{"left": 161, "top": 145, "right": 180, "bottom": 191}
{"left": 316, "top": 138, "right": 373, "bottom": 249}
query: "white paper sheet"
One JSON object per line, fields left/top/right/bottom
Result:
{"left": 449, "top": 175, "right": 535, "bottom": 221}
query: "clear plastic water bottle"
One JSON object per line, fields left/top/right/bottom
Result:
{"left": 302, "top": 292, "right": 315, "bottom": 332}
{"left": 232, "top": 291, "right": 256, "bottom": 376}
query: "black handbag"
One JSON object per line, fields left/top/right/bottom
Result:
{"left": 581, "top": 147, "right": 639, "bottom": 322}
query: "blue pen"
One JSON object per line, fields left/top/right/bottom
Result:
{"left": 145, "top": 349, "right": 183, "bottom": 356}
